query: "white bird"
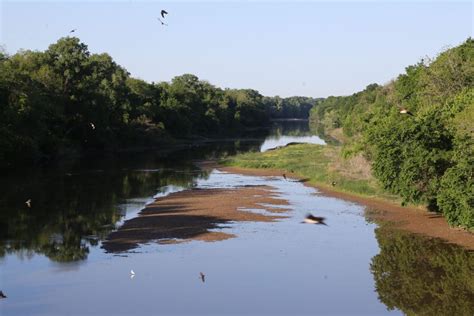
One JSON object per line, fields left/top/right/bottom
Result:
{"left": 25, "top": 199, "right": 32, "bottom": 208}
{"left": 399, "top": 108, "right": 414, "bottom": 116}
{"left": 130, "top": 270, "right": 135, "bottom": 275}
{"left": 90, "top": 122, "right": 95, "bottom": 130}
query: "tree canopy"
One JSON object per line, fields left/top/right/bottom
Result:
{"left": 309, "top": 38, "right": 474, "bottom": 229}
{"left": 0, "top": 37, "right": 316, "bottom": 168}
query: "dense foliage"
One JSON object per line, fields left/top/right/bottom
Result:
{"left": 309, "top": 38, "right": 474, "bottom": 228}
{"left": 0, "top": 37, "right": 316, "bottom": 168}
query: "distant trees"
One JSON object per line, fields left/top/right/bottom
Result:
{"left": 264, "top": 95, "right": 319, "bottom": 119}
{"left": 1, "top": 37, "right": 312, "bottom": 168}
{"left": 309, "top": 38, "right": 474, "bottom": 229}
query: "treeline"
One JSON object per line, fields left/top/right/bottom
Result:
{"left": 264, "top": 96, "right": 319, "bottom": 119}
{"left": 310, "top": 38, "right": 473, "bottom": 229}
{"left": 0, "top": 37, "right": 316, "bottom": 168}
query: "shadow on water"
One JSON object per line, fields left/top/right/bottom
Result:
{"left": 370, "top": 222, "right": 474, "bottom": 316}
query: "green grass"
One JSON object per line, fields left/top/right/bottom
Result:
{"left": 221, "top": 144, "right": 400, "bottom": 202}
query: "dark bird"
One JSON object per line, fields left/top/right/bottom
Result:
{"left": 0, "top": 291, "right": 6, "bottom": 299}
{"left": 282, "top": 174, "right": 287, "bottom": 180}
{"left": 25, "top": 199, "right": 32, "bottom": 208}
{"left": 199, "top": 272, "right": 205, "bottom": 283}
{"left": 399, "top": 108, "right": 414, "bottom": 116}
{"left": 70, "top": 29, "right": 76, "bottom": 33}
{"left": 302, "top": 214, "right": 327, "bottom": 226}
{"left": 161, "top": 10, "right": 168, "bottom": 18}
{"left": 157, "top": 18, "right": 168, "bottom": 26}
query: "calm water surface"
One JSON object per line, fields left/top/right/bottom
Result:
{"left": 1, "top": 120, "right": 473, "bottom": 316}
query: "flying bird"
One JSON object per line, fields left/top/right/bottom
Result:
{"left": 282, "top": 174, "right": 287, "bottom": 180}
{"left": 302, "top": 214, "right": 327, "bottom": 226}
{"left": 25, "top": 199, "right": 32, "bottom": 208}
{"left": 0, "top": 291, "right": 6, "bottom": 299}
{"left": 161, "top": 10, "right": 168, "bottom": 18}
{"left": 130, "top": 269, "right": 135, "bottom": 279}
{"left": 70, "top": 29, "right": 76, "bottom": 33}
{"left": 399, "top": 108, "right": 414, "bottom": 116}
{"left": 331, "top": 181, "right": 337, "bottom": 187}
{"left": 199, "top": 272, "right": 205, "bottom": 283}
{"left": 90, "top": 122, "right": 95, "bottom": 130}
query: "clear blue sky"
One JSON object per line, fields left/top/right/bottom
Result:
{"left": 1, "top": 1, "right": 472, "bottom": 97}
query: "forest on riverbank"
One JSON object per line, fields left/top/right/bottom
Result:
{"left": 309, "top": 38, "right": 473, "bottom": 229}
{"left": 0, "top": 37, "right": 316, "bottom": 168}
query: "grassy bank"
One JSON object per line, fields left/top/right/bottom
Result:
{"left": 221, "top": 143, "right": 402, "bottom": 203}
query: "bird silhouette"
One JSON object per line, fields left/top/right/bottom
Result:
{"left": 70, "top": 29, "right": 76, "bottom": 33}
{"left": 302, "top": 214, "right": 327, "bottom": 226}
{"left": 161, "top": 10, "right": 168, "bottom": 18}
{"left": 283, "top": 174, "right": 287, "bottom": 180}
{"left": 0, "top": 291, "right": 6, "bottom": 299}
{"left": 199, "top": 272, "right": 205, "bottom": 283}
{"left": 399, "top": 108, "right": 414, "bottom": 116}
{"left": 25, "top": 199, "right": 32, "bottom": 208}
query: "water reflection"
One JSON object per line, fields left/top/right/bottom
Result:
{"left": 370, "top": 223, "right": 474, "bottom": 315}
{"left": 0, "top": 140, "right": 265, "bottom": 262}
{"left": 260, "top": 119, "right": 326, "bottom": 151}
{"left": 1, "top": 120, "right": 473, "bottom": 316}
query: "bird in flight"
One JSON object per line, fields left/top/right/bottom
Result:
{"left": 25, "top": 199, "right": 32, "bottom": 208}
{"left": 199, "top": 272, "right": 205, "bottom": 283}
{"left": 399, "top": 108, "right": 414, "bottom": 116}
{"left": 282, "top": 173, "right": 287, "bottom": 180}
{"left": 302, "top": 214, "right": 328, "bottom": 226}
{"left": 70, "top": 29, "right": 76, "bottom": 33}
{"left": 0, "top": 291, "right": 6, "bottom": 299}
{"left": 90, "top": 122, "right": 95, "bottom": 130}
{"left": 161, "top": 10, "right": 168, "bottom": 18}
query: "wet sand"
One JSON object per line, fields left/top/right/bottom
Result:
{"left": 220, "top": 165, "right": 474, "bottom": 250}
{"left": 102, "top": 185, "right": 289, "bottom": 252}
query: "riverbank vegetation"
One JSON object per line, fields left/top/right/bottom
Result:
{"left": 0, "top": 37, "right": 315, "bottom": 168}
{"left": 221, "top": 143, "right": 398, "bottom": 201}
{"left": 226, "top": 38, "right": 473, "bottom": 230}
{"left": 311, "top": 38, "right": 473, "bottom": 229}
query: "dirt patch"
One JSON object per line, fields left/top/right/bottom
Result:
{"left": 219, "top": 165, "right": 474, "bottom": 250}
{"left": 102, "top": 186, "right": 289, "bottom": 253}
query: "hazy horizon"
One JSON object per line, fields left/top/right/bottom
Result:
{"left": 1, "top": 1, "right": 472, "bottom": 97}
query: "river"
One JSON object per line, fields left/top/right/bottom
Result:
{"left": 0, "top": 120, "right": 472, "bottom": 315}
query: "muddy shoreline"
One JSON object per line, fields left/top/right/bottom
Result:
{"left": 218, "top": 165, "right": 474, "bottom": 250}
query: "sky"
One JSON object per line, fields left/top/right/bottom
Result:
{"left": 1, "top": 1, "right": 472, "bottom": 97}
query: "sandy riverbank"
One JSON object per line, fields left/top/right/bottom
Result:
{"left": 219, "top": 165, "right": 474, "bottom": 250}
{"left": 102, "top": 185, "right": 289, "bottom": 253}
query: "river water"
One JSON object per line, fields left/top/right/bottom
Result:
{"left": 0, "top": 120, "right": 472, "bottom": 316}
